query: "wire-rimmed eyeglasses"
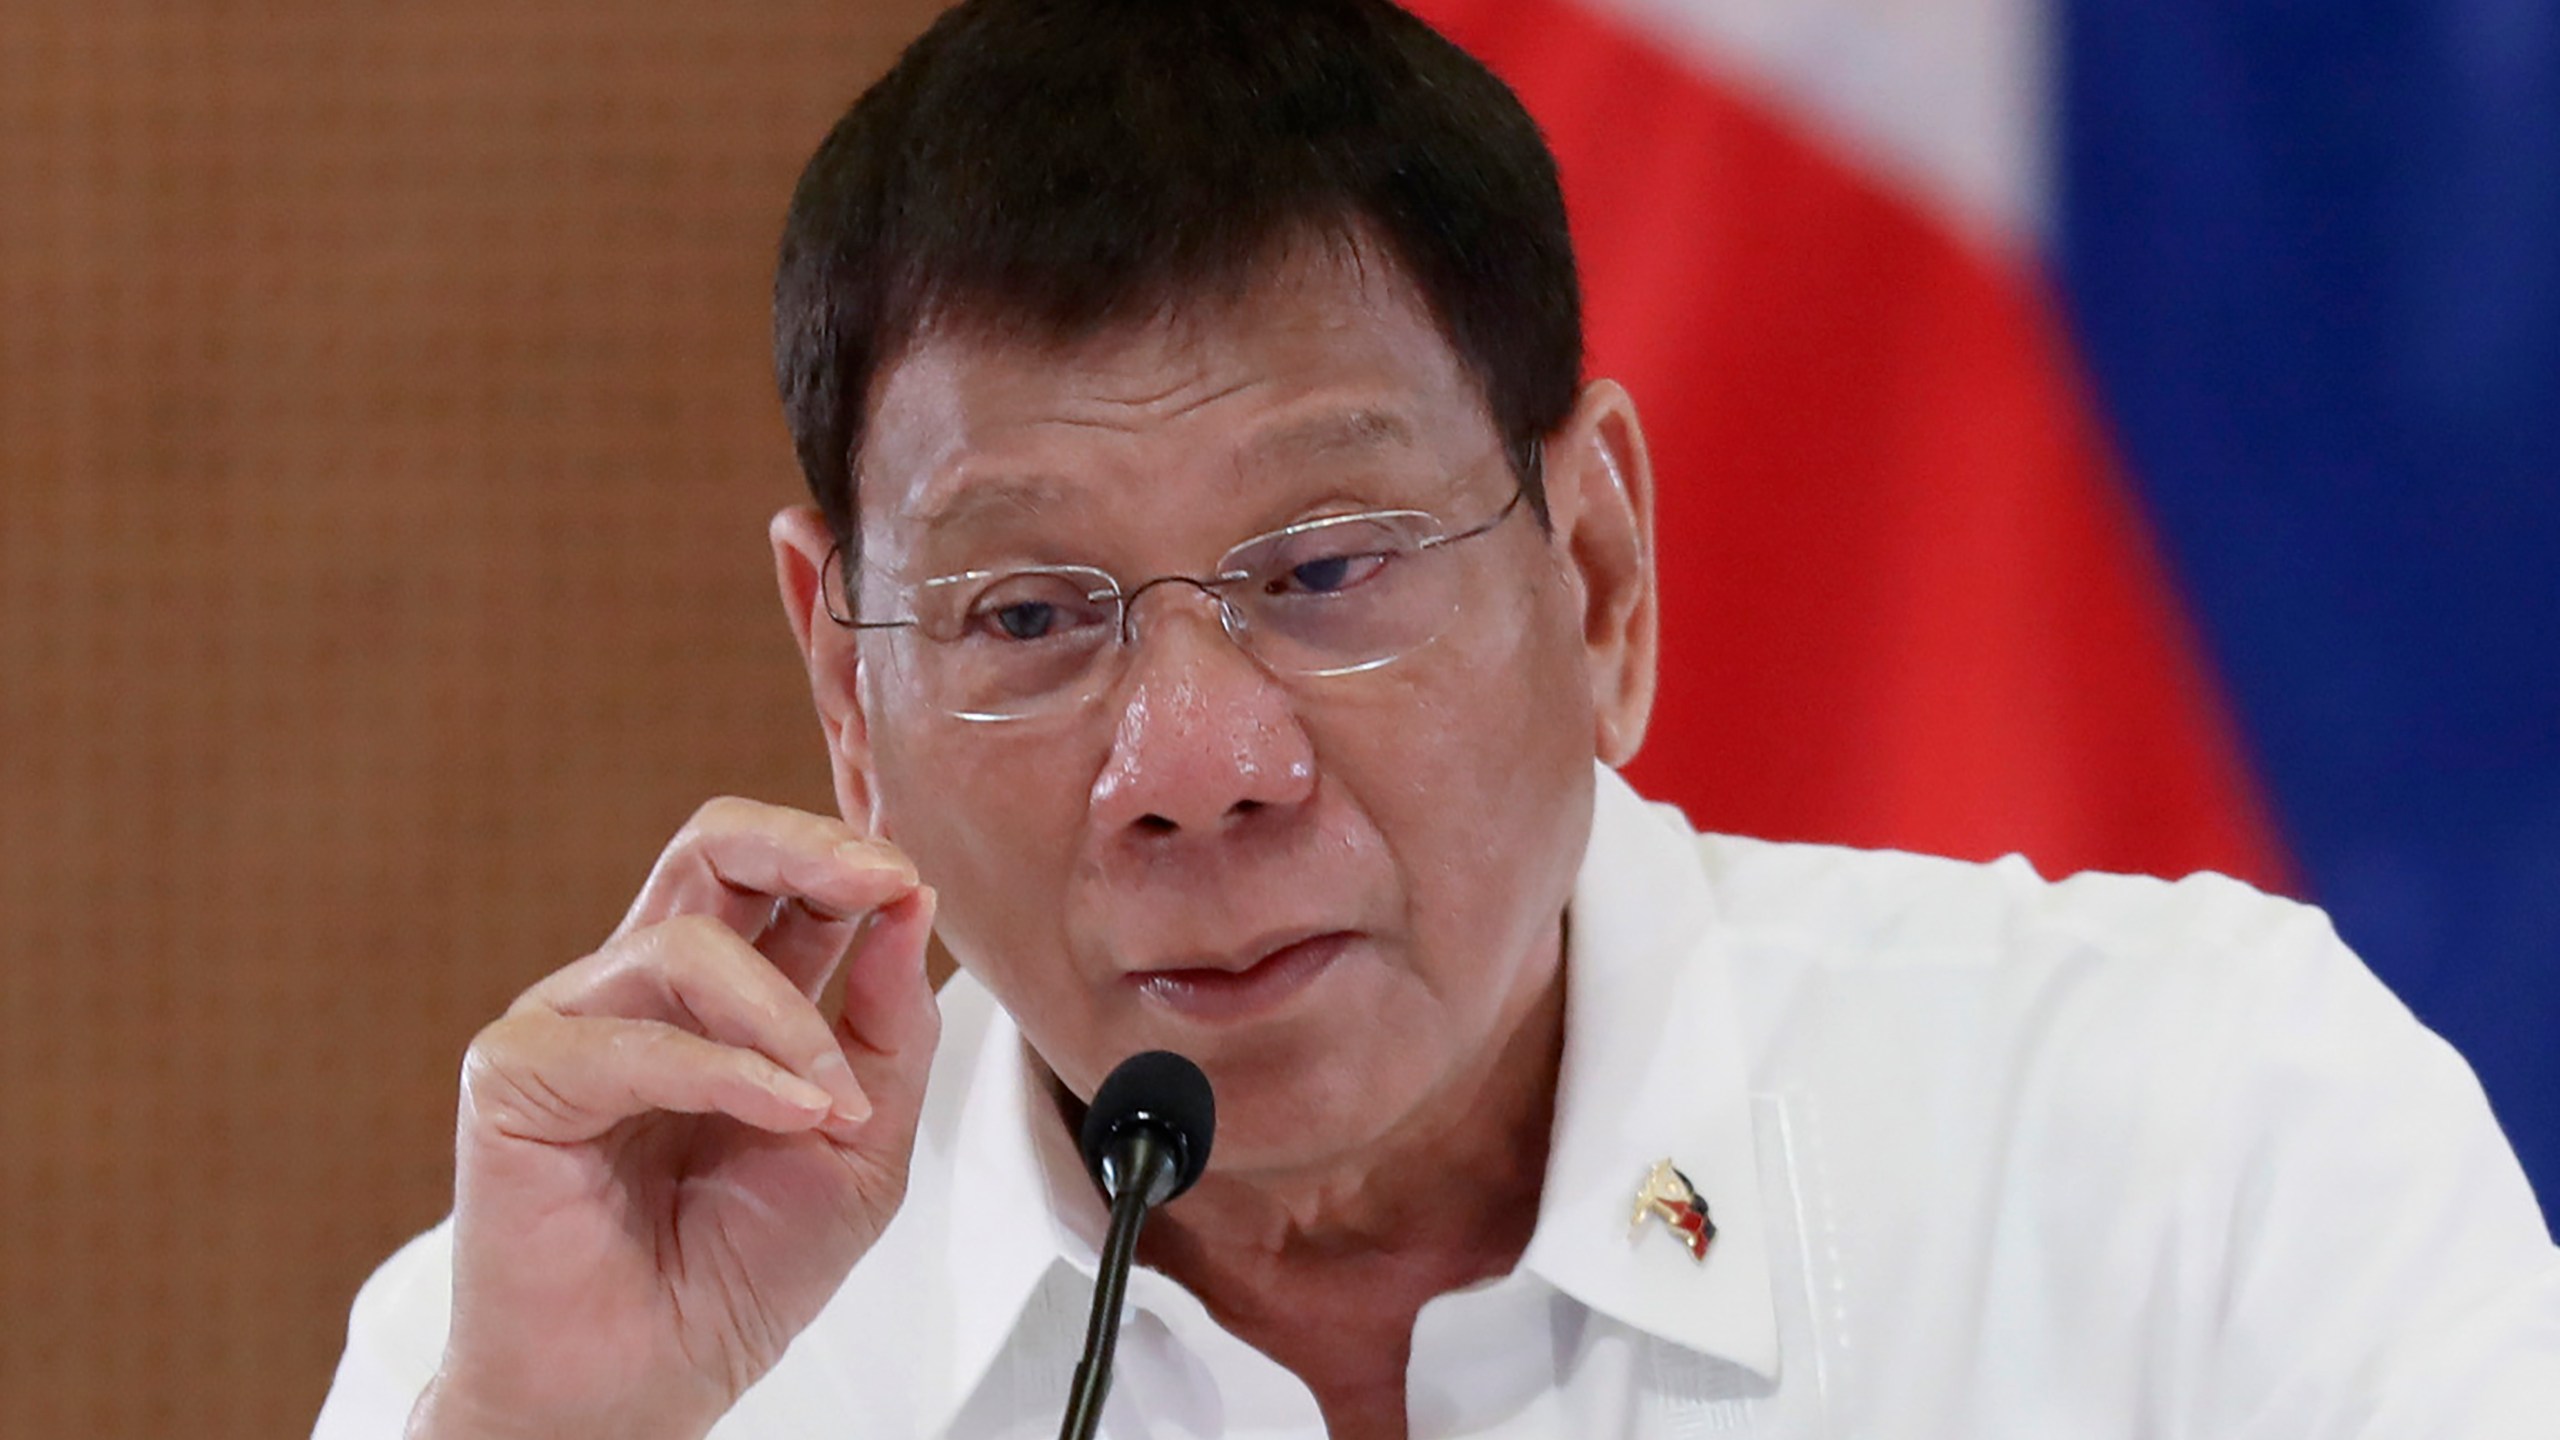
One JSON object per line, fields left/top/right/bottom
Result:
{"left": 822, "top": 483, "right": 1531, "bottom": 723}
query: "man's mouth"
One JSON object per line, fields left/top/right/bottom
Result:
{"left": 1127, "top": 931, "right": 1356, "bottom": 1022}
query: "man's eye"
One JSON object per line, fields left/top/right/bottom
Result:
{"left": 957, "top": 577, "right": 1113, "bottom": 642}
{"left": 1272, "top": 550, "right": 1390, "bottom": 596}
{"left": 986, "top": 600, "right": 1060, "bottom": 640}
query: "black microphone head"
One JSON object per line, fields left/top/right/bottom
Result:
{"left": 1079, "top": 1050, "right": 1216, "bottom": 1204}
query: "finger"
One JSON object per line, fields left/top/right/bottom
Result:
{"left": 751, "top": 894, "right": 866, "bottom": 1001}
{"left": 620, "top": 797, "right": 919, "bottom": 944}
{"left": 839, "top": 887, "right": 939, "bottom": 1063}
{"left": 463, "top": 1009, "right": 841, "bottom": 1148}
{"left": 531, "top": 914, "right": 875, "bottom": 1124}
{"left": 820, "top": 888, "right": 940, "bottom": 1150}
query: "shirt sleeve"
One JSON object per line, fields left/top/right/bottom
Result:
{"left": 2175, "top": 891, "right": 2560, "bottom": 1438}
{"left": 310, "top": 1220, "right": 456, "bottom": 1440}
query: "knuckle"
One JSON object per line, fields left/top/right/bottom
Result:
{"left": 458, "top": 1015, "right": 576, "bottom": 1130}
{"left": 680, "top": 794, "right": 761, "bottom": 844}
{"left": 655, "top": 909, "right": 743, "bottom": 960}
{"left": 458, "top": 1039, "right": 513, "bottom": 1105}
{"left": 660, "top": 919, "right": 776, "bottom": 1002}
{"left": 515, "top": 945, "right": 613, "bottom": 1009}
{"left": 600, "top": 1018, "right": 660, "bottom": 1065}
{"left": 470, "top": 1061, "right": 579, "bottom": 1136}
{"left": 462, "top": 1013, "right": 532, "bottom": 1078}
{"left": 601, "top": 1019, "right": 695, "bottom": 1093}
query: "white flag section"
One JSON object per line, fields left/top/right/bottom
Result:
{"left": 1589, "top": 0, "right": 2050, "bottom": 249}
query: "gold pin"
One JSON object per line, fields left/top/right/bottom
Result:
{"left": 1630, "top": 1158, "right": 1716, "bottom": 1261}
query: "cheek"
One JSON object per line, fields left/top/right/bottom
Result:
{"left": 1344, "top": 577, "right": 1594, "bottom": 968}
{"left": 870, "top": 723, "right": 1091, "bottom": 974}
{"left": 1413, "top": 564, "right": 1593, "bottom": 796}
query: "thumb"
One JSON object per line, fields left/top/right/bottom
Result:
{"left": 829, "top": 886, "right": 940, "bottom": 1146}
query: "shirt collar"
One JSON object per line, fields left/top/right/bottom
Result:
{"left": 1517, "top": 765, "right": 1780, "bottom": 1379}
{"left": 924, "top": 764, "right": 1778, "bottom": 1434}
{"left": 926, "top": 1012, "right": 1093, "bottom": 1440}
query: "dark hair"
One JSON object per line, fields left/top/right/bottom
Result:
{"left": 772, "top": 0, "right": 1582, "bottom": 570}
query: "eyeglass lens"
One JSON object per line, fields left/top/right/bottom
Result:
{"left": 894, "top": 510, "right": 1466, "bottom": 720}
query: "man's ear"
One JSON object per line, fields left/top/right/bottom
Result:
{"left": 1541, "top": 380, "right": 1659, "bottom": 767}
{"left": 770, "top": 505, "right": 881, "bottom": 830}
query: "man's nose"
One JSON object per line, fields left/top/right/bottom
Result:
{"left": 1087, "top": 592, "right": 1317, "bottom": 839}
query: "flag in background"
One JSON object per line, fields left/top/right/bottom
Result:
{"left": 1402, "top": 0, "right": 2560, "bottom": 1210}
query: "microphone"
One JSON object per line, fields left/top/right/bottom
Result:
{"left": 1058, "top": 1051, "right": 1216, "bottom": 1440}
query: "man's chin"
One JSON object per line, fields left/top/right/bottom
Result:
{"left": 1179, "top": 1046, "right": 1424, "bottom": 1180}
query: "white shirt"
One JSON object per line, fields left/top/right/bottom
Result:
{"left": 316, "top": 768, "right": 2560, "bottom": 1438}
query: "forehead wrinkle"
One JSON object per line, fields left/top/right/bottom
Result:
{"left": 1053, "top": 373, "right": 1258, "bottom": 426}
{"left": 891, "top": 387, "right": 1258, "bottom": 538}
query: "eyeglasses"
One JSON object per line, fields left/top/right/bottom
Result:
{"left": 824, "top": 482, "right": 1531, "bottom": 723}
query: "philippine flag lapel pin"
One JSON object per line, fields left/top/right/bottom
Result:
{"left": 1630, "top": 1158, "right": 1716, "bottom": 1262}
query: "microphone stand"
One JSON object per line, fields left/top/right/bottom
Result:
{"left": 1058, "top": 1128, "right": 1178, "bottom": 1440}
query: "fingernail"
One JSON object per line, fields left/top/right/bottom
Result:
{"left": 912, "top": 888, "right": 940, "bottom": 979}
{"left": 822, "top": 1089, "right": 873, "bottom": 1136}
{"left": 813, "top": 1049, "right": 872, "bottom": 1124}
{"left": 769, "top": 1070, "right": 832, "bottom": 1113}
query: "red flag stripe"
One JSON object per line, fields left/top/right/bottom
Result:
{"left": 1410, "top": 0, "right": 2292, "bottom": 889}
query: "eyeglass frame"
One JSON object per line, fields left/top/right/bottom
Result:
{"left": 818, "top": 450, "right": 1540, "bottom": 722}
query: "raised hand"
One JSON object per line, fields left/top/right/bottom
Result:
{"left": 409, "top": 798, "right": 939, "bottom": 1440}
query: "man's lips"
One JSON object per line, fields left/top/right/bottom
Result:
{"left": 1126, "top": 931, "right": 1356, "bottom": 1022}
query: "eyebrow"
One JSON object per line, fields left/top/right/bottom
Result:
{"left": 897, "top": 408, "right": 1421, "bottom": 531}
{"left": 900, "top": 474, "right": 1075, "bottom": 536}
{"left": 1244, "top": 407, "right": 1419, "bottom": 463}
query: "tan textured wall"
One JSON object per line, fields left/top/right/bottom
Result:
{"left": 0, "top": 4, "right": 952, "bottom": 1434}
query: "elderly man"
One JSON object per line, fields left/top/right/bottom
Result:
{"left": 314, "top": 2, "right": 2559, "bottom": 1437}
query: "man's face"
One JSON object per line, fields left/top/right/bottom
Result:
{"left": 800, "top": 240, "right": 1651, "bottom": 1176}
